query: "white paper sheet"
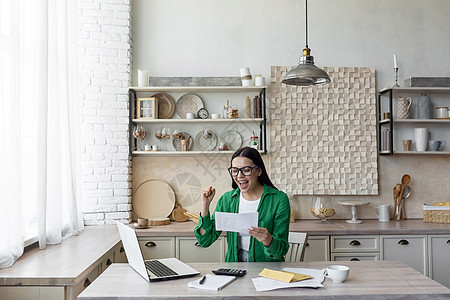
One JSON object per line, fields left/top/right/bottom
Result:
{"left": 214, "top": 212, "right": 258, "bottom": 235}
{"left": 251, "top": 268, "right": 325, "bottom": 292}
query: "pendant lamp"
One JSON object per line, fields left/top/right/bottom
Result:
{"left": 282, "top": 0, "right": 331, "bottom": 86}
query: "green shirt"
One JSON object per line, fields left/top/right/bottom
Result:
{"left": 194, "top": 184, "right": 290, "bottom": 262}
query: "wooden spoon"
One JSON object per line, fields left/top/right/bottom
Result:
{"left": 398, "top": 174, "right": 411, "bottom": 220}
{"left": 393, "top": 185, "right": 400, "bottom": 219}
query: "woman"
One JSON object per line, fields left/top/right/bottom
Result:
{"left": 194, "top": 147, "right": 290, "bottom": 262}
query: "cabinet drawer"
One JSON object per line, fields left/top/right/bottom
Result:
{"left": 428, "top": 235, "right": 450, "bottom": 287}
{"left": 381, "top": 235, "right": 427, "bottom": 275}
{"left": 114, "top": 241, "right": 128, "bottom": 263}
{"left": 138, "top": 237, "right": 175, "bottom": 260}
{"left": 176, "top": 237, "right": 225, "bottom": 263}
{"left": 304, "top": 235, "right": 330, "bottom": 261}
{"left": 331, "top": 235, "right": 379, "bottom": 252}
{"left": 101, "top": 251, "right": 114, "bottom": 272}
{"left": 332, "top": 252, "right": 379, "bottom": 261}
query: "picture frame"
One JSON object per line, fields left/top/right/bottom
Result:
{"left": 137, "top": 97, "right": 158, "bottom": 119}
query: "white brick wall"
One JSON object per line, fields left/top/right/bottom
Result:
{"left": 77, "top": 0, "right": 132, "bottom": 225}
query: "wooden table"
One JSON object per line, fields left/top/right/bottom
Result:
{"left": 77, "top": 261, "right": 450, "bottom": 299}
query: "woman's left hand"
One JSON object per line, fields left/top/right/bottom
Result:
{"left": 248, "top": 227, "right": 273, "bottom": 247}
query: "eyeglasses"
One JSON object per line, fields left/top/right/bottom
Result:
{"left": 228, "top": 165, "right": 259, "bottom": 177}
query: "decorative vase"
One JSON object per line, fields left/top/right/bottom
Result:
{"left": 417, "top": 93, "right": 431, "bottom": 119}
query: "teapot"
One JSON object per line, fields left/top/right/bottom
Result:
{"left": 397, "top": 96, "right": 412, "bottom": 119}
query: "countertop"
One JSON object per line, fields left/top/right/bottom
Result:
{"left": 0, "top": 225, "right": 121, "bottom": 286}
{"left": 134, "top": 219, "right": 450, "bottom": 236}
{"left": 78, "top": 261, "right": 450, "bottom": 299}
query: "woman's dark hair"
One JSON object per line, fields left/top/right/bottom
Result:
{"left": 230, "top": 147, "right": 277, "bottom": 190}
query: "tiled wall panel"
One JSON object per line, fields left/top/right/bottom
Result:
{"left": 269, "top": 66, "right": 378, "bottom": 195}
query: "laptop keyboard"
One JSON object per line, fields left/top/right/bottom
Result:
{"left": 145, "top": 260, "right": 178, "bottom": 277}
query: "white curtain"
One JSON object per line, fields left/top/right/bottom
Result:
{"left": 0, "top": 0, "right": 83, "bottom": 268}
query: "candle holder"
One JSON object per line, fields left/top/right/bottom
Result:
{"left": 393, "top": 67, "right": 400, "bottom": 87}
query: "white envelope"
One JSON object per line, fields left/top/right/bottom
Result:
{"left": 215, "top": 212, "right": 258, "bottom": 235}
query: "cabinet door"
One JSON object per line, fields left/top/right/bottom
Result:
{"left": 331, "top": 252, "right": 379, "bottom": 261}
{"left": 428, "top": 235, "right": 450, "bottom": 288}
{"left": 303, "top": 235, "right": 330, "bottom": 261}
{"left": 176, "top": 237, "right": 226, "bottom": 262}
{"left": 331, "top": 235, "right": 379, "bottom": 253}
{"left": 381, "top": 235, "right": 427, "bottom": 275}
{"left": 138, "top": 237, "right": 175, "bottom": 260}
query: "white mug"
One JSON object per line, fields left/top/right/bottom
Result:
{"left": 144, "top": 144, "right": 151, "bottom": 151}
{"left": 186, "top": 113, "right": 196, "bottom": 119}
{"left": 151, "top": 144, "right": 158, "bottom": 151}
{"left": 211, "top": 113, "right": 220, "bottom": 119}
{"left": 376, "top": 204, "right": 391, "bottom": 222}
{"left": 414, "top": 128, "right": 428, "bottom": 151}
{"left": 322, "top": 265, "right": 350, "bottom": 283}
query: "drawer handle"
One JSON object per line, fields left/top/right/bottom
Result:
{"left": 305, "top": 242, "right": 310, "bottom": 247}
{"left": 447, "top": 240, "right": 450, "bottom": 244}
{"left": 106, "top": 258, "right": 112, "bottom": 266}
{"left": 84, "top": 278, "right": 91, "bottom": 288}
{"left": 145, "top": 241, "right": 157, "bottom": 247}
{"left": 398, "top": 239, "right": 409, "bottom": 245}
{"left": 195, "top": 242, "right": 201, "bottom": 247}
{"left": 350, "top": 258, "right": 360, "bottom": 261}
{"left": 120, "top": 246, "right": 125, "bottom": 253}
{"left": 349, "top": 240, "right": 361, "bottom": 246}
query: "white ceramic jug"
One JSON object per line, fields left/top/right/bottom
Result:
{"left": 397, "top": 96, "right": 412, "bottom": 119}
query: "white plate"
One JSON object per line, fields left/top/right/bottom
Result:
{"left": 133, "top": 179, "right": 175, "bottom": 219}
{"left": 195, "top": 130, "right": 218, "bottom": 151}
{"left": 176, "top": 94, "right": 204, "bottom": 118}
{"left": 220, "top": 130, "right": 242, "bottom": 151}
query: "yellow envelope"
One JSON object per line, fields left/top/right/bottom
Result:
{"left": 258, "top": 268, "right": 313, "bottom": 283}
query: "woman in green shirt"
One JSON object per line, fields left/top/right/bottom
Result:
{"left": 194, "top": 147, "right": 290, "bottom": 262}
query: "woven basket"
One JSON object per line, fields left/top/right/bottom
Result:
{"left": 423, "top": 204, "right": 450, "bottom": 224}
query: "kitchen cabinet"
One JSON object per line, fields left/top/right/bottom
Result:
{"left": 428, "top": 234, "right": 450, "bottom": 287}
{"left": 138, "top": 237, "right": 176, "bottom": 260}
{"left": 378, "top": 87, "right": 450, "bottom": 155}
{"left": 128, "top": 86, "right": 267, "bottom": 156}
{"left": 176, "top": 237, "right": 226, "bottom": 263}
{"left": 303, "top": 235, "right": 330, "bottom": 262}
{"left": 331, "top": 235, "right": 379, "bottom": 262}
{"left": 380, "top": 235, "right": 428, "bottom": 275}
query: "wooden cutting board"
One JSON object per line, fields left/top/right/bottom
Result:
{"left": 172, "top": 202, "right": 188, "bottom": 222}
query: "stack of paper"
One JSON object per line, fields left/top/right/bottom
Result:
{"left": 252, "top": 268, "right": 324, "bottom": 292}
{"left": 188, "top": 274, "right": 236, "bottom": 291}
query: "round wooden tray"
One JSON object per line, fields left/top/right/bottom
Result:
{"left": 133, "top": 179, "right": 175, "bottom": 219}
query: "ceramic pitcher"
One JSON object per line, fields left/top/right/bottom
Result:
{"left": 397, "top": 96, "right": 412, "bottom": 119}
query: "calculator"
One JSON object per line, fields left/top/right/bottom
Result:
{"left": 212, "top": 268, "right": 247, "bottom": 277}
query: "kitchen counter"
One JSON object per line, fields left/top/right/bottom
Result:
{"left": 134, "top": 219, "right": 450, "bottom": 236}
{"left": 78, "top": 261, "right": 450, "bottom": 299}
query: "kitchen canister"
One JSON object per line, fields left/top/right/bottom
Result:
{"left": 397, "top": 96, "right": 412, "bottom": 119}
{"left": 414, "top": 128, "right": 428, "bottom": 151}
{"left": 436, "top": 107, "right": 449, "bottom": 119}
{"left": 417, "top": 93, "right": 431, "bottom": 119}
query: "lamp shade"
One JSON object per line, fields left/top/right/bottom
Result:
{"left": 282, "top": 48, "right": 331, "bottom": 86}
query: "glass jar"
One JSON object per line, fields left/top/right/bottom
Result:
{"left": 310, "top": 196, "right": 336, "bottom": 223}
{"left": 227, "top": 105, "right": 238, "bottom": 119}
{"left": 249, "top": 135, "right": 259, "bottom": 149}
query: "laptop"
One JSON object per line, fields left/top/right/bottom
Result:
{"left": 116, "top": 221, "right": 200, "bottom": 282}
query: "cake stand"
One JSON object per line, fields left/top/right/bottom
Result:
{"left": 338, "top": 200, "right": 370, "bottom": 224}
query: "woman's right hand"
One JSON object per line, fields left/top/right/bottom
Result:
{"left": 202, "top": 186, "right": 216, "bottom": 205}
